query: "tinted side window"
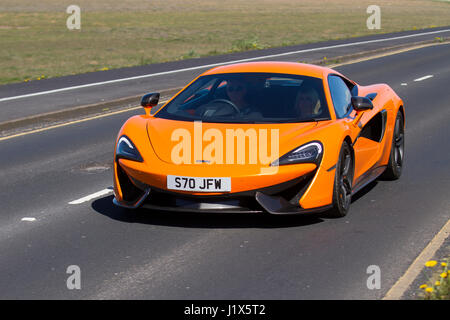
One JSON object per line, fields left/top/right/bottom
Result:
{"left": 328, "top": 75, "right": 352, "bottom": 118}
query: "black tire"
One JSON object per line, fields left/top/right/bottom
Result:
{"left": 381, "top": 111, "right": 405, "bottom": 180}
{"left": 326, "top": 141, "right": 354, "bottom": 218}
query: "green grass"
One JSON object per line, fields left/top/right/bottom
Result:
{"left": 418, "top": 258, "right": 449, "bottom": 300}
{"left": 0, "top": 0, "right": 449, "bottom": 85}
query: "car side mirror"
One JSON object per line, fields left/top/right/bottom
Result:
{"left": 351, "top": 96, "right": 373, "bottom": 112}
{"left": 141, "top": 92, "right": 160, "bottom": 108}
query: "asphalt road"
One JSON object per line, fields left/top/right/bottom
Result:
{"left": 0, "top": 43, "right": 449, "bottom": 299}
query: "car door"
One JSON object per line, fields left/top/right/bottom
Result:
{"left": 327, "top": 75, "right": 382, "bottom": 182}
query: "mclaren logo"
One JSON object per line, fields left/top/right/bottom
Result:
{"left": 195, "top": 159, "right": 211, "bottom": 163}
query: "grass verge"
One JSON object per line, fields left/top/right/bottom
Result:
{"left": 418, "top": 258, "right": 450, "bottom": 299}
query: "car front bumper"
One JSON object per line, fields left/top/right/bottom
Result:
{"left": 113, "top": 169, "right": 331, "bottom": 215}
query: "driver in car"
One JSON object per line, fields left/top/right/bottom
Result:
{"left": 226, "top": 79, "right": 251, "bottom": 113}
{"left": 195, "top": 78, "right": 262, "bottom": 118}
{"left": 225, "top": 79, "right": 262, "bottom": 117}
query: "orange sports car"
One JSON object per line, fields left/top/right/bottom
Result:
{"left": 113, "top": 62, "right": 405, "bottom": 217}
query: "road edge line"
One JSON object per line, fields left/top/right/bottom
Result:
{"left": 0, "top": 88, "right": 179, "bottom": 138}
{"left": 383, "top": 219, "right": 450, "bottom": 300}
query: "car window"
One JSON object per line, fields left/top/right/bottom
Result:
{"left": 155, "top": 73, "right": 331, "bottom": 124}
{"left": 328, "top": 75, "right": 352, "bottom": 118}
{"left": 179, "top": 78, "right": 216, "bottom": 105}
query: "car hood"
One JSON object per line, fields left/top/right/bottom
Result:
{"left": 146, "top": 118, "right": 318, "bottom": 165}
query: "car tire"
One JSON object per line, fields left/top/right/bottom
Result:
{"left": 381, "top": 111, "right": 405, "bottom": 180}
{"left": 327, "top": 141, "right": 354, "bottom": 218}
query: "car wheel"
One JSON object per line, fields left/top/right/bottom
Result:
{"left": 327, "top": 141, "right": 354, "bottom": 218}
{"left": 381, "top": 111, "right": 404, "bottom": 180}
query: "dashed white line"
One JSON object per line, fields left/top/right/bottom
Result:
{"left": 414, "top": 75, "right": 434, "bottom": 82}
{"left": 68, "top": 188, "right": 113, "bottom": 205}
{"left": 21, "top": 217, "right": 37, "bottom": 222}
{"left": 0, "top": 29, "right": 449, "bottom": 103}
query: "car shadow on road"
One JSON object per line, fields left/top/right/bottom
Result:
{"left": 92, "top": 195, "right": 324, "bottom": 229}
{"left": 351, "top": 180, "right": 378, "bottom": 204}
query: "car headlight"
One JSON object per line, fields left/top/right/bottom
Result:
{"left": 271, "top": 141, "right": 323, "bottom": 166}
{"left": 115, "top": 135, "right": 143, "bottom": 162}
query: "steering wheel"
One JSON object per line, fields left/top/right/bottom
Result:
{"left": 207, "top": 99, "right": 241, "bottom": 114}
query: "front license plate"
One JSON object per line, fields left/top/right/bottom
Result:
{"left": 167, "top": 175, "right": 231, "bottom": 192}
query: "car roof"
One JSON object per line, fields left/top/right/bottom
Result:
{"left": 202, "top": 61, "right": 335, "bottom": 79}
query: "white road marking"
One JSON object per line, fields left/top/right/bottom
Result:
{"left": 68, "top": 188, "right": 113, "bottom": 205}
{"left": 21, "top": 217, "right": 36, "bottom": 222}
{"left": 1, "top": 29, "right": 449, "bottom": 103}
{"left": 414, "top": 75, "right": 434, "bottom": 82}
{"left": 383, "top": 219, "right": 450, "bottom": 300}
{"left": 0, "top": 99, "right": 166, "bottom": 142}
{"left": 401, "top": 83, "right": 408, "bottom": 86}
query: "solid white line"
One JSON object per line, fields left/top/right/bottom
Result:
{"left": 383, "top": 219, "right": 450, "bottom": 299}
{"left": 414, "top": 75, "right": 434, "bottom": 82}
{"left": 68, "top": 188, "right": 113, "bottom": 205}
{"left": 1, "top": 28, "right": 449, "bottom": 103}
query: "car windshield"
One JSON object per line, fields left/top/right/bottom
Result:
{"left": 154, "top": 72, "right": 330, "bottom": 123}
